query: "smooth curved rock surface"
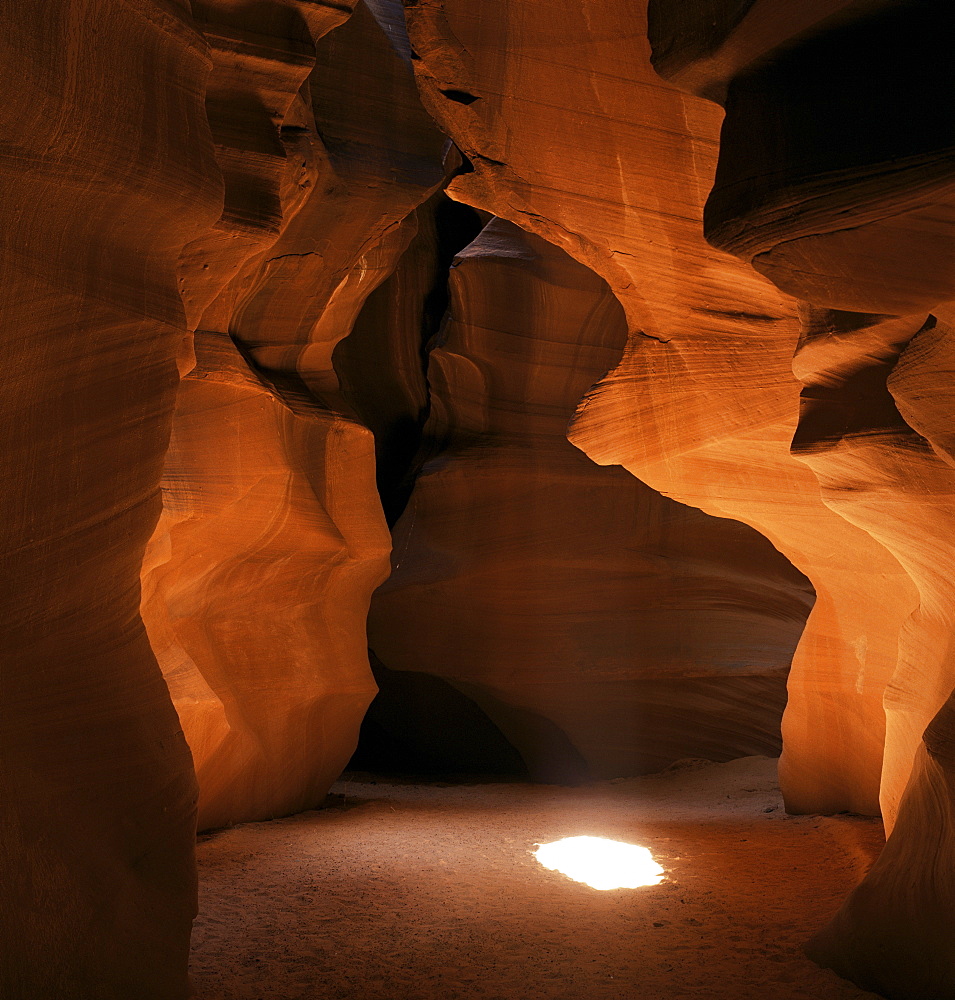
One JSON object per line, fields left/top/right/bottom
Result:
{"left": 807, "top": 696, "right": 955, "bottom": 999}
{"left": 793, "top": 308, "right": 955, "bottom": 999}
{"left": 142, "top": 0, "right": 450, "bottom": 829}
{"left": 649, "top": 4, "right": 955, "bottom": 996}
{"left": 367, "top": 218, "right": 813, "bottom": 782}
{"left": 0, "top": 0, "right": 222, "bottom": 996}
{"left": 143, "top": 331, "right": 389, "bottom": 831}
{"left": 404, "top": 0, "right": 913, "bottom": 817}
{"left": 8, "top": 1, "right": 955, "bottom": 997}
{"left": 790, "top": 309, "right": 942, "bottom": 827}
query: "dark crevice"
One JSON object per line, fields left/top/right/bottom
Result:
{"left": 334, "top": 191, "right": 483, "bottom": 527}
{"left": 472, "top": 153, "right": 506, "bottom": 167}
{"left": 385, "top": 198, "right": 484, "bottom": 523}
{"left": 453, "top": 151, "right": 475, "bottom": 175}
{"left": 422, "top": 198, "right": 485, "bottom": 352}
{"left": 440, "top": 88, "right": 480, "bottom": 105}
{"left": 348, "top": 651, "right": 530, "bottom": 779}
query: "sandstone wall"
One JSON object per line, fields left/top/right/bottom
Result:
{"left": 2, "top": 0, "right": 447, "bottom": 992}
{"left": 7, "top": 1, "right": 952, "bottom": 996}
{"left": 646, "top": 3, "right": 955, "bottom": 995}
{"left": 365, "top": 218, "right": 812, "bottom": 782}
{"left": 406, "top": 1, "right": 955, "bottom": 994}
{"left": 0, "top": 0, "right": 221, "bottom": 995}
{"left": 404, "top": 0, "right": 914, "bottom": 820}
{"left": 141, "top": 0, "right": 450, "bottom": 830}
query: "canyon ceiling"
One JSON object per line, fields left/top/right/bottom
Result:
{"left": 2, "top": 1, "right": 952, "bottom": 998}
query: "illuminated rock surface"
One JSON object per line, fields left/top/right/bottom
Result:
{"left": 141, "top": 331, "right": 390, "bottom": 832}
{"left": 4, "top": 0, "right": 445, "bottom": 992}
{"left": 404, "top": 0, "right": 913, "bottom": 817}
{"left": 407, "top": 2, "right": 955, "bottom": 996}
{"left": 367, "top": 219, "right": 812, "bottom": 781}
{"left": 647, "top": 4, "right": 955, "bottom": 996}
{"left": 4, "top": 0, "right": 954, "bottom": 998}
{"left": 142, "top": 0, "right": 448, "bottom": 830}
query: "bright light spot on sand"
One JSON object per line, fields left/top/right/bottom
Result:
{"left": 534, "top": 836, "right": 664, "bottom": 890}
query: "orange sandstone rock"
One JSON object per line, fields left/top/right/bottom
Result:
{"left": 793, "top": 309, "right": 955, "bottom": 998}
{"left": 143, "top": 331, "right": 389, "bottom": 831}
{"left": 650, "top": 3, "right": 955, "bottom": 995}
{"left": 142, "top": 0, "right": 450, "bottom": 828}
{"left": 404, "top": 0, "right": 913, "bottom": 817}
{"left": 367, "top": 219, "right": 812, "bottom": 781}
{"left": 334, "top": 191, "right": 486, "bottom": 526}
{"left": 0, "top": 0, "right": 221, "bottom": 996}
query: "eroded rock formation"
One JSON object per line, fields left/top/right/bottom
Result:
{"left": 364, "top": 218, "right": 812, "bottom": 782}
{"left": 6, "top": 0, "right": 954, "bottom": 997}
{"left": 1, "top": 1, "right": 220, "bottom": 996}
{"left": 142, "top": 0, "right": 449, "bottom": 830}
{"left": 141, "top": 330, "right": 390, "bottom": 831}
{"left": 4, "top": 0, "right": 449, "bottom": 991}
{"left": 647, "top": 4, "right": 955, "bottom": 995}
{"left": 406, "top": 2, "right": 955, "bottom": 995}
{"left": 404, "top": 0, "right": 915, "bottom": 820}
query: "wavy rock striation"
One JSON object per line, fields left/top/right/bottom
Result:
{"left": 649, "top": 2, "right": 955, "bottom": 996}
{"left": 0, "top": 0, "right": 222, "bottom": 996}
{"left": 404, "top": 0, "right": 913, "bottom": 821}
{"left": 683, "top": 1, "right": 955, "bottom": 317}
{"left": 8, "top": 1, "right": 953, "bottom": 996}
{"left": 142, "top": 0, "right": 451, "bottom": 830}
{"left": 142, "top": 329, "right": 390, "bottom": 831}
{"left": 791, "top": 309, "right": 955, "bottom": 998}
{"left": 406, "top": 3, "right": 955, "bottom": 992}
{"left": 366, "top": 218, "right": 813, "bottom": 782}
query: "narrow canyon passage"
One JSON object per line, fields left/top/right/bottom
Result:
{"left": 7, "top": 2, "right": 954, "bottom": 997}
{"left": 190, "top": 759, "right": 884, "bottom": 1000}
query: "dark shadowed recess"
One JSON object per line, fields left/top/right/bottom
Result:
{"left": 339, "top": 195, "right": 537, "bottom": 782}
{"left": 334, "top": 193, "right": 484, "bottom": 527}
{"left": 647, "top": 0, "right": 757, "bottom": 79}
{"left": 350, "top": 653, "right": 599, "bottom": 784}
{"left": 706, "top": 0, "right": 955, "bottom": 247}
{"left": 348, "top": 651, "right": 531, "bottom": 780}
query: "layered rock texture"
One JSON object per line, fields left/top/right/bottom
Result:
{"left": 141, "top": 0, "right": 450, "bottom": 831}
{"left": 645, "top": 4, "right": 955, "bottom": 996}
{"left": 365, "top": 219, "right": 812, "bottom": 782}
{"left": 406, "top": 1, "right": 955, "bottom": 996}
{"left": 404, "top": 0, "right": 921, "bottom": 820}
{"left": 1, "top": 2, "right": 220, "bottom": 997}
{"left": 5, "top": 0, "right": 954, "bottom": 998}
{"left": 3, "top": 0, "right": 449, "bottom": 993}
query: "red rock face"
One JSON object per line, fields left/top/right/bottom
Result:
{"left": 651, "top": 3, "right": 955, "bottom": 996}
{"left": 141, "top": 0, "right": 449, "bottom": 830}
{"left": 791, "top": 309, "right": 955, "bottom": 997}
{"left": 0, "top": 1, "right": 221, "bottom": 996}
{"left": 3, "top": 0, "right": 449, "bottom": 992}
{"left": 404, "top": 0, "right": 915, "bottom": 819}
{"left": 141, "top": 331, "right": 390, "bottom": 831}
{"left": 366, "top": 218, "right": 812, "bottom": 782}
{"left": 407, "top": 2, "right": 955, "bottom": 995}
{"left": 692, "top": 2, "right": 955, "bottom": 317}
{"left": 7, "top": 0, "right": 953, "bottom": 996}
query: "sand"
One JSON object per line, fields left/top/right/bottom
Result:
{"left": 190, "top": 757, "right": 886, "bottom": 1000}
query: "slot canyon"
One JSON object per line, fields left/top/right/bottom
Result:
{"left": 2, "top": 1, "right": 953, "bottom": 998}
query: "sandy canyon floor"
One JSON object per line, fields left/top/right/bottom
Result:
{"left": 190, "top": 757, "right": 886, "bottom": 1000}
